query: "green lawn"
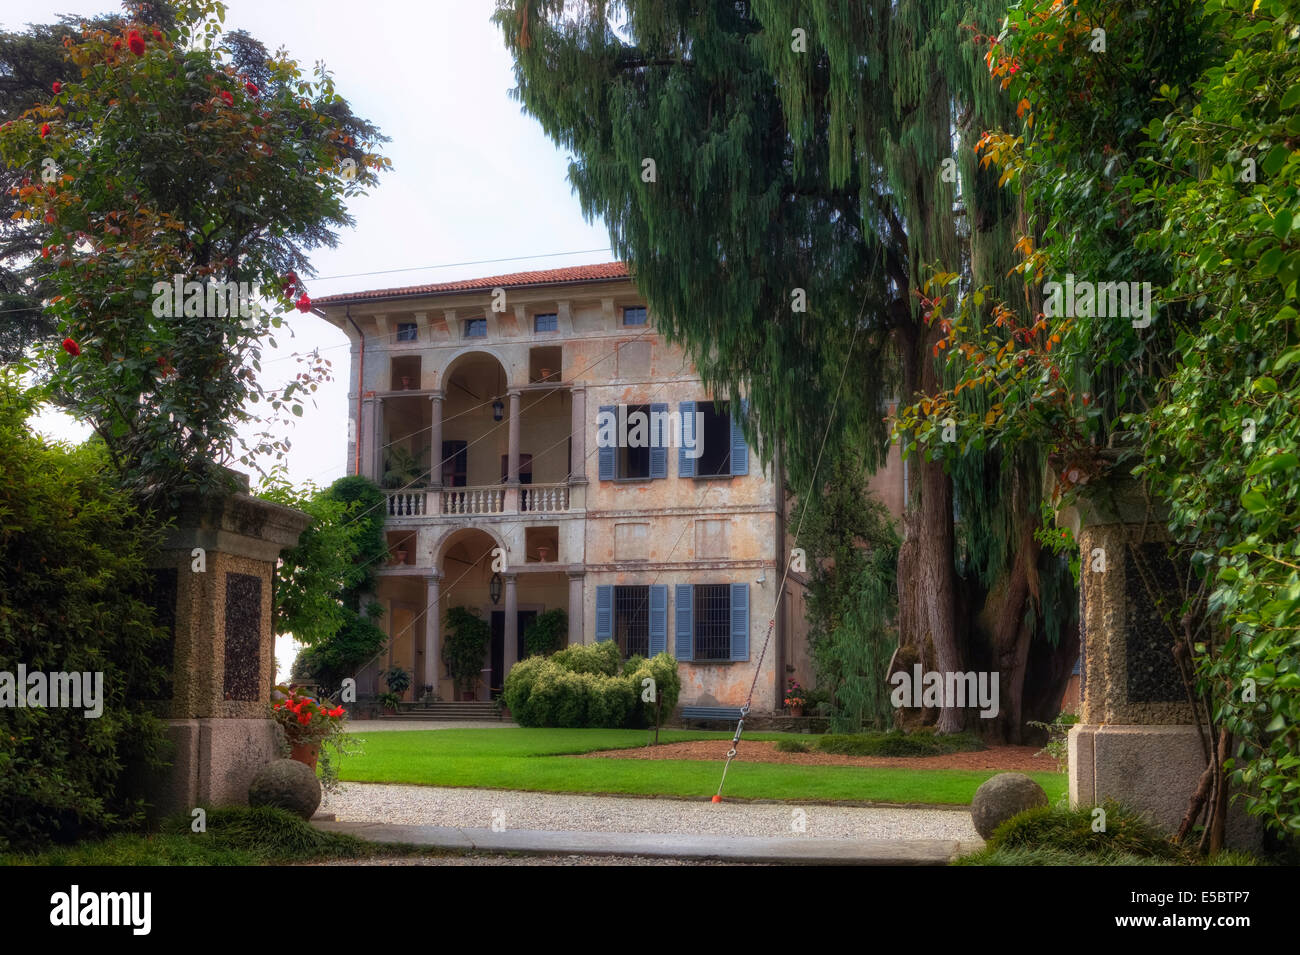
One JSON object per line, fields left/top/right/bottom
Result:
{"left": 337, "top": 728, "right": 1066, "bottom": 806}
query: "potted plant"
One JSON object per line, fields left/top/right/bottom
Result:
{"left": 399, "top": 375, "right": 415, "bottom": 390}
{"left": 271, "top": 684, "right": 346, "bottom": 770}
{"left": 385, "top": 665, "right": 412, "bottom": 700}
{"left": 443, "top": 606, "right": 490, "bottom": 702}
{"left": 383, "top": 445, "right": 430, "bottom": 489}
{"left": 783, "top": 679, "right": 808, "bottom": 717}
{"left": 538, "top": 366, "right": 552, "bottom": 381}
{"left": 390, "top": 542, "right": 409, "bottom": 565}
{"left": 536, "top": 544, "right": 552, "bottom": 562}
{"left": 378, "top": 691, "right": 401, "bottom": 715}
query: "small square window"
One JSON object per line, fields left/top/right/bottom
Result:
{"left": 622, "top": 306, "right": 647, "bottom": 326}
{"left": 464, "top": 318, "right": 487, "bottom": 339}
{"left": 534, "top": 312, "right": 558, "bottom": 333}
{"left": 395, "top": 322, "right": 418, "bottom": 342}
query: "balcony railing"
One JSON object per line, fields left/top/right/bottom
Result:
{"left": 520, "top": 483, "right": 569, "bottom": 513}
{"left": 383, "top": 484, "right": 572, "bottom": 518}
{"left": 386, "top": 490, "right": 429, "bottom": 517}
{"left": 441, "top": 485, "right": 506, "bottom": 515}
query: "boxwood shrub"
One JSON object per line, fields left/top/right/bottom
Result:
{"left": 504, "top": 643, "right": 679, "bottom": 728}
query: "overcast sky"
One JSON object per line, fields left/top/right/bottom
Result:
{"left": 5, "top": 0, "right": 614, "bottom": 489}
{"left": 2, "top": 0, "right": 615, "bottom": 680}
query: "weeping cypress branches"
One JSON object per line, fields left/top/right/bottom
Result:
{"left": 496, "top": 0, "right": 897, "bottom": 488}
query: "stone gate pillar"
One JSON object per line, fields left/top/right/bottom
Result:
{"left": 146, "top": 471, "right": 310, "bottom": 817}
{"left": 1056, "top": 462, "right": 1257, "bottom": 847}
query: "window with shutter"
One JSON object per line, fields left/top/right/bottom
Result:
{"left": 674, "top": 584, "right": 693, "bottom": 661}
{"left": 729, "top": 583, "right": 750, "bottom": 661}
{"left": 678, "top": 401, "right": 697, "bottom": 477}
{"left": 649, "top": 585, "right": 668, "bottom": 655}
{"left": 595, "top": 586, "right": 613, "bottom": 642}
{"left": 730, "top": 400, "right": 749, "bottom": 476}
{"left": 597, "top": 406, "right": 616, "bottom": 481}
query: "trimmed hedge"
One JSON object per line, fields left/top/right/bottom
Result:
{"left": 504, "top": 642, "right": 679, "bottom": 728}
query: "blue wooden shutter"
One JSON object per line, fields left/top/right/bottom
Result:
{"left": 595, "top": 585, "right": 613, "bottom": 642}
{"left": 678, "top": 401, "right": 696, "bottom": 477}
{"left": 649, "top": 403, "right": 668, "bottom": 478}
{"left": 729, "top": 583, "right": 750, "bottom": 661}
{"left": 674, "top": 584, "right": 693, "bottom": 660}
{"left": 729, "top": 399, "right": 749, "bottom": 476}
{"left": 598, "top": 406, "right": 616, "bottom": 481}
{"left": 649, "top": 585, "right": 668, "bottom": 655}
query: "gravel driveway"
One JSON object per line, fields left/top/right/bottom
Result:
{"left": 322, "top": 783, "right": 980, "bottom": 842}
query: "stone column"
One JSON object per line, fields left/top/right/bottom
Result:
{"left": 567, "top": 572, "right": 584, "bottom": 645}
{"left": 507, "top": 390, "right": 522, "bottom": 483}
{"left": 503, "top": 573, "right": 519, "bottom": 677}
{"left": 360, "top": 393, "right": 378, "bottom": 481}
{"left": 505, "top": 389, "right": 522, "bottom": 513}
{"left": 424, "top": 572, "right": 442, "bottom": 695}
{"left": 429, "top": 392, "right": 444, "bottom": 490}
{"left": 373, "top": 396, "right": 386, "bottom": 482}
{"left": 569, "top": 386, "right": 587, "bottom": 482}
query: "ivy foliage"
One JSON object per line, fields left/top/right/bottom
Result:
{"left": 900, "top": 0, "right": 1300, "bottom": 837}
{"left": 266, "top": 474, "right": 387, "bottom": 692}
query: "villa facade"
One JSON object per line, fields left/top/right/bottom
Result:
{"left": 314, "top": 263, "right": 809, "bottom": 714}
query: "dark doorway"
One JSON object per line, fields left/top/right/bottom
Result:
{"left": 489, "top": 610, "right": 539, "bottom": 696}
{"left": 442, "top": 440, "right": 468, "bottom": 487}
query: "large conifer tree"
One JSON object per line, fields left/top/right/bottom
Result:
{"left": 496, "top": 0, "right": 1075, "bottom": 734}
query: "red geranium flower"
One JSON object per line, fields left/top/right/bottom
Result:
{"left": 40, "top": 123, "right": 50, "bottom": 138}
{"left": 112, "top": 39, "right": 122, "bottom": 51}
{"left": 127, "top": 30, "right": 146, "bottom": 56}
{"left": 62, "top": 337, "right": 80, "bottom": 356}
{"left": 297, "top": 713, "right": 311, "bottom": 725}
{"left": 52, "top": 81, "right": 62, "bottom": 95}
{"left": 152, "top": 29, "right": 163, "bottom": 41}
{"left": 219, "top": 90, "right": 234, "bottom": 107}
{"left": 245, "top": 81, "right": 259, "bottom": 97}
{"left": 295, "top": 293, "right": 312, "bottom": 313}
{"left": 1008, "top": 62, "right": 1020, "bottom": 75}
{"left": 44, "top": 212, "right": 55, "bottom": 224}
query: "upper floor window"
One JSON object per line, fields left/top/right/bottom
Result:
{"left": 395, "top": 322, "right": 418, "bottom": 342}
{"left": 464, "top": 318, "right": 487, "bottom": 339}
{"left": 622, "top": 305, "right": 647, "bottom": 326}
{"left": 534, "top": 312, "right": 558, "bottom": 333}
{"left": 597, "top": 404, "right": 670, "bottom": 481}
{"left": 678, "top": 400, "right": 749, "bottom": 479}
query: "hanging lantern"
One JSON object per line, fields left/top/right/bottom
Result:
{"left": 492, "top": 399, "right": 504, "bottom": 422}
{"left": 489, "top": 571, "right": 503, "bottom": 605}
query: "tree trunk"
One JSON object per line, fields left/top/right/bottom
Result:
{"left": 896, "top": 322, "right": 963, "bottom": 733}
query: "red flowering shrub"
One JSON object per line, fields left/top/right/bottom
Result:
{"left": 245, "top": 81, "right": 259, "bottom": 97}
{"left": 295, "top": 293, "right": 312, "bottom": 313}
{"left": 51, "top": 81, "right": 62, "bottom": 94}
{"left": 61, "top": 337, "right": 80, "bottom": 356}
{"left": 39, "top": 123, "right": 50, "bottom": 138}
{"left": 270, "top": 684, "right": 346, "bottom": 745}
{"left": 219, "top": 89, "right": 233, "bottom": 107}
{"left": 127, "top": 30, "right": 145, "bottom": 56}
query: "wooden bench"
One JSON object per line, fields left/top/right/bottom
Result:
{"left": 679, "top": 705, "right": 744, "bottom": 722}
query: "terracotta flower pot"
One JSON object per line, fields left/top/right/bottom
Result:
{"left": 790, "top": 705, "right": 804, "bottom": 718}
{"left": 290, "top": 741, "right": 320, "bottom": 770}
{"left": 536, "top": 545, "right": 551, "bottom": 562}
{"left": 538, "top": 367, "right": 552, "bottom": 381}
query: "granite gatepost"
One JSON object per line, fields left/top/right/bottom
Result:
{"left": 1056, "top": 462, "right": 1259, "bottom": 848}
{"left": 145, "top": 471, "right": 311, "bottom": 817}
